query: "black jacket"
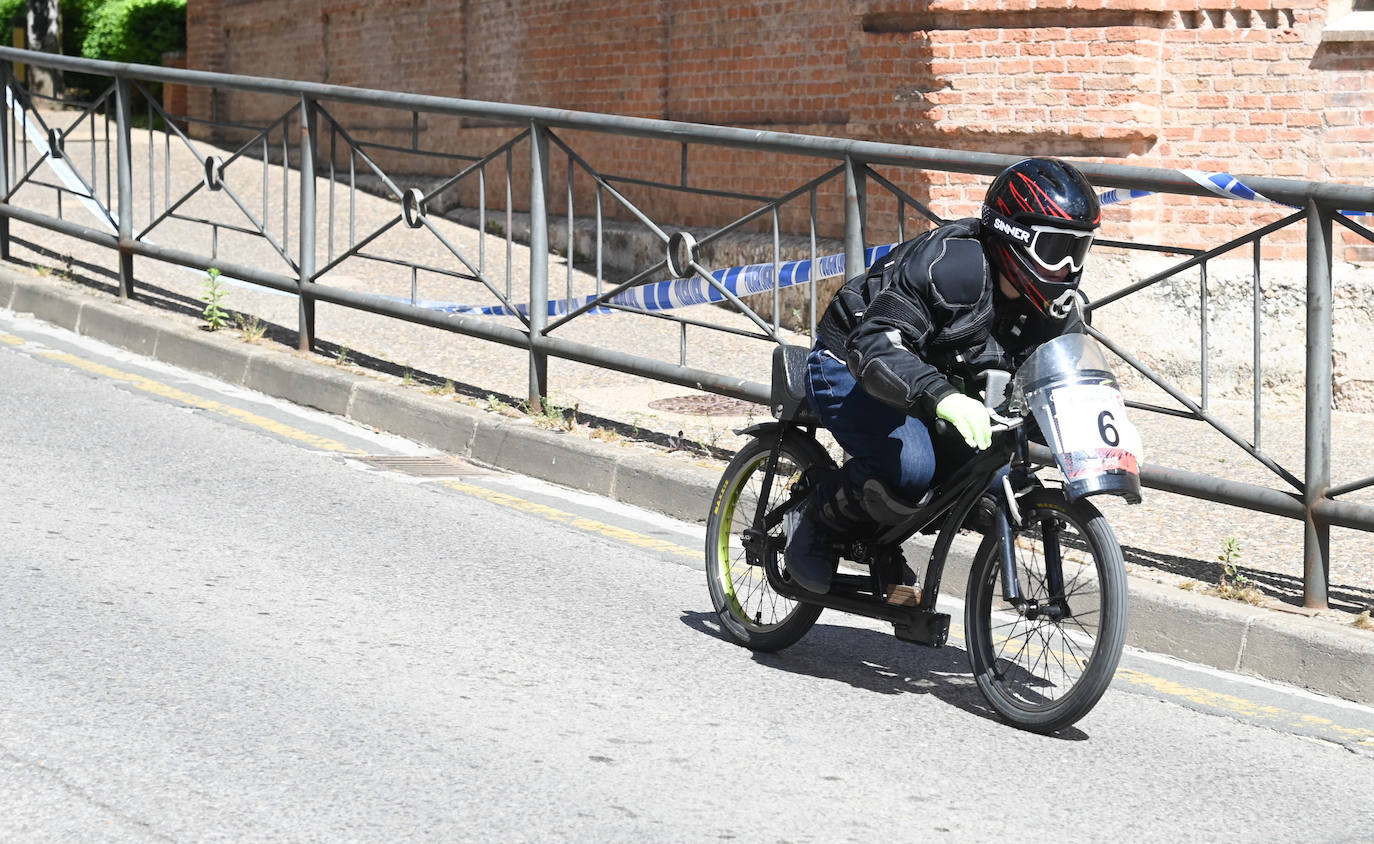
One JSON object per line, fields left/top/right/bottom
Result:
{"left": 816, "top": 217, "right": 1081, "bottom": 419}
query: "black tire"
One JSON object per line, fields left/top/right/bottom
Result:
{"left": 705, "top": 430, "right": 834, "bottom": 652}
{"left": 964, "top": 489, "right": 1127, "bottom": 733}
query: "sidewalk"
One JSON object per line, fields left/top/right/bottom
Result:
{"left": 4, "top": 265, "right": 1374, "bottom": 707}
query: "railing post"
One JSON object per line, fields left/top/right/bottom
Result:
{"left": 114, "top": 75, "right": 134, "bottom": 299}
{"left": 298, "top": 94, "right": 317, "bottom": 351}
{"left": 1304, "top": 199, "right": 1333, "bottom": 609}
{"left": 843, "top": 155, "right": 867, "bottom": 280}
{"left": 527, "top": 121, "right": 550, "bottom": 412}
{"left": 0, "top": 63, "right": 10, "bottom": 261}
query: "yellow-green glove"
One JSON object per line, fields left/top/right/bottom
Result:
{"left": 936, "top": 393, "right": 992, "bottom": 450}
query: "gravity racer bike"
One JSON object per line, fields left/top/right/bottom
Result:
{"left": 705, "top": 334, "right": 1143, "bottom": 733}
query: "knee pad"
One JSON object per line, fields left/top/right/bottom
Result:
{"left": 857, "top": 476, "right": 928, "bottom": 526}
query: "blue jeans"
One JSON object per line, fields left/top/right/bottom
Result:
{"left": 806, "top": 344, "right": 972, "bottom": 504}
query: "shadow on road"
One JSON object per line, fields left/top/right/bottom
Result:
{"left": 680, "top": 609, "right": 1089, "bottom": 741}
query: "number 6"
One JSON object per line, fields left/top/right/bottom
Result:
{"left": 1098, "top": 410, "right": 1120, "bottom": 447}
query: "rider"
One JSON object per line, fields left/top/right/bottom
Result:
{"left": 785, "top": 156, "right": 1102, "bottom": 594}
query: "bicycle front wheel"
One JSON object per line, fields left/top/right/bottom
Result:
{"left": 705, "top": 430, "right": 833, "bottom": 652}
{"left": 964, "top": 489, "right": 1127, "bottom": 733}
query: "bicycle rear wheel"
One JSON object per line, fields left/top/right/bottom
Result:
{"left": 705, "top": 430, "right": 833, "bottom": 652}
{"left": 964, "top": 489, "right": 1127, "bottom": 733}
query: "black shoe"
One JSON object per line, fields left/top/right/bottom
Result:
{"left": 783, "top": 500, "right": 842, "bottom": 594}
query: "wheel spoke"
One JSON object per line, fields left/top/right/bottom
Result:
{"left": 969, "top": 494, "right": 1126, "bottom": 729}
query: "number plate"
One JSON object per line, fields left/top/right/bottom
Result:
{"left": 1047, "top": 384, "right": 1141, "bottom": 479}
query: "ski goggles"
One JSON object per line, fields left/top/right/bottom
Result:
{"left": 982, "top": 206, "right": 1095, "bottom": 275}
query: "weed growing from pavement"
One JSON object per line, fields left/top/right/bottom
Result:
{"left": 401, "top": 368, "right": 414, "bottom": 387}
{"left": 1355, "top": 610, "right": 1374, "bottom": 631}
{"left": 428, "top": 379, "right": 455, "bottom": 397}
{"left": 525, "top": 396, "right": 578, "bottom": 431}
{"left": 1210, "top": 537, "right": 1265, "bottom": 605}
{"left": 234, "top": 313, "right": 266, "bottom": 343}
{"left": 201, "top": 268, "right": 229, "bottom": 331}
{"left": 334, "top": 345, "right": 352, "bottom": 366}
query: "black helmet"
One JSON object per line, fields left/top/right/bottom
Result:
{"left": 981, "top": 157, "right": 1101, "bottom": 318}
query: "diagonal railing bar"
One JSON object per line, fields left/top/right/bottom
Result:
{"left": 1328, "top": 475, "right": 1374, "bottom": 499}
{"left": 416, "top": 214, "right": 532, "bottom": 329}
{"left": 864, "top": 165, "right": 947, "bottom": 227}
{"left": 310, "top": 125, "right": 530, "bottom": 323}
{"left": 1089, "top": 210, "right": 1306, "bottom": 311}
{"left": 545, "top": 133, "right": 845, "bottom": 333}
{"left": 51, "top": 83, "right": 114, "bottom": 147}
{"left": 1093, "top": 237, "right": 1203, "bottom": 257}
{"left": 352, "top": 249, "right": 479, "bottom": 283}
{"left": 312, "top": 215, "right": 403, "bottom": 277}
{"left": 593, "top": 294, "right": 777, "bottom": 342}
{"left": 545, "top": 130, "right": 784, "bottom": 338}
{"left": 151, "top": 101, "right": 306, "bottom": 270}
{"left": 1125, "top": 401, "right": 1206, "bottom": 420}
{"left": 419, "top": 130, "right": 529, "bottom": 207}
{"left": 1334, "top": 211, "right": 1374, "bottom": 244}
{"left": 314, "top": 105, "right": 408, "bottom": 201}
{"left": 0, "top": 83, "right": 116, "bottom": 233}
{"left": 683, "top": 257, "right": 783, "bottom": 341}
{"left": 212, "top": 106, "right": 298, "bottom": 173}
{"left": 5, "top": 147, "right": 57, "bottom": 201}
{"left": 134, "top": 176, "right": 206, "bottom": 240}
{"left": 543, "top": 129, "right": 669, "bottom": 243}
{"left": 544, "top": 258, "right": 674, "bottom": 331}
{"left": 1086, "top": 323, "right": 1304, "bottom": 491}
{"left": 536, "top": 132, "right": 703, "bottom": 328}
{"left": 132, "top": 79, "right": 210, "bottom": 162}
{"left": 692, "top": 165, "right": 846, "bottom": 252}
{"left": 214, "top": 170, "right": 299, "bottom": 272}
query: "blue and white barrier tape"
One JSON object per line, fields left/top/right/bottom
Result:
{"left": 431, "top": 168, "right": 1367, "bottom": 319}
{"left": 422, "top": 243, "right": 896, "bottom": 318}
{"left": 1099, "top": 169, "right": 1370, "bottom": 217}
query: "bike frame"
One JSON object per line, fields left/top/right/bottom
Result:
{"left": 739, "top": 415, "right": 1037, "bottom": 647}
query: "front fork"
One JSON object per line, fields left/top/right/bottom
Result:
{"left": 995, "top": 442, "right": 1069, "bottom": 620}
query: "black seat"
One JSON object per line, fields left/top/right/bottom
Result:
{"left": 771, "top": 344, "right": 821, "bottom": 426}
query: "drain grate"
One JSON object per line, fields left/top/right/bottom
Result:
{"left": 352, "top": 455, "right": 498, "bottom": 477}
{"left": 647, "top": 395, "right": 766, "bottom": 416}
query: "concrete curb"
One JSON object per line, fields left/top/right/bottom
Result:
{"left": 4, "top": 268, "right": 1373, "bottom": 705}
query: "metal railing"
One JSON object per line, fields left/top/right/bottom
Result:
{"left": 1, "top": 47, "right": 1371, "bottom": 609}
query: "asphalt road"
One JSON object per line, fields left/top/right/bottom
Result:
{"left": 3, "top": 311, "right": 1374, "bottom": 842}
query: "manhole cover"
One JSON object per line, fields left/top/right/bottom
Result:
{"left": 352, "top": 455, "right": 497, "bottom": 477}
{"left": 647, "top": 395, "right": 766, "bottom": 416}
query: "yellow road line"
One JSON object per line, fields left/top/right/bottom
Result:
{"left": 438, "top": 479, "right": 701, "bottom": 561}
{"left": 32, "top": 346, "right": 365, "bottom": 455}
{"left": 1, "top": 331, "right": 25, "bottom": 346}
{"left": 437, "top": 478, "right": 1374, "bottom": 743}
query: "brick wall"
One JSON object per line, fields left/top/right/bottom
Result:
{"left": 184, "top": 0, "right": 1373, "bottom": 259}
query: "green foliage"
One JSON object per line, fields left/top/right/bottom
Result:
{"left": 0, "top": 1, "right": 103, "bottom": 51}
{"left": 63, "top": 0, "right": 103, "bottom": 59}
{"left": 0, "top": 0, "right": 23, "bottom": 28}
{"left": 82, "top": 0, "right": 186, "bottom": 66}
{"left": 200, "top": 267, "right": 228, "bottom": 331}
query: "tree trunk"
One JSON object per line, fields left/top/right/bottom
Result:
{"left": 26, "top": 0, "right": 62, "bottom": 98}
